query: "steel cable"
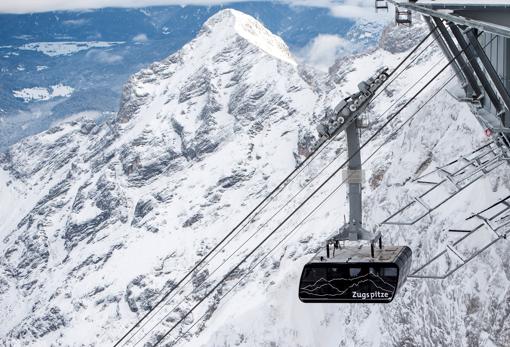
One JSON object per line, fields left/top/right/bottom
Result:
{"left": 154, "top": 31, "right": 468, "bottom": 345}
{"left": 130, "top": 38, "right": 447, "bottom": 347}
{"left": 113, "top": 26, "right": 440, "bottom": 347}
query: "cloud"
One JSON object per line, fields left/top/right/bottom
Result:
{"left": 297, "top": 34, "right": 352, "bottom": 72}
{"left": 0, "top": 0, "right": 392, "bottom": 20}
{"left": 62, "top": 18, "right": 88, "bottom": 26}
{"left": 85, "top": 49, "right": 123, "bottom": 63}
{"left": 0, "top": 0, "right": 241, "bottom": 13}
{"left": 329, "top": 1, "right": 391, "bottom": 22}
{"left": 133, "top": 33, "right": 149, "bottom": 42}
{"left": 285, "top": 0, "right": 391, "bottom": 22}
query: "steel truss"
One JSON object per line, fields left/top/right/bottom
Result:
{"left": 409, "top": 194, "right": 510, "bottom": 279}
{"left": 389, "top": 1, "right": 510, "bottom": 132}
{"left": 381, "top": 137, "right": 510, "bottom": 226}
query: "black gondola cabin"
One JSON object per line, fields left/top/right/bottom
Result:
{"left": 299, "top": 244, "right": 412, "bottom": 303}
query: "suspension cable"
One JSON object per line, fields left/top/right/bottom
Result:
{"left": 113, "top": 26, "right": 440, "bottom": 347}
{"left": 128, "top": 38, "right": 447, "bottom": 347}
{"left": 168, "top": 50, "right": 474, "bottom": 346}
{"left": 164, "top": 27, "right": 491, "bottom": 347}
{"left": 154, "top": 34, "right": 467, "bottom": 345}
{"left": 122, "top": 39, "right": 444, "bottom": 347}
{"left": 172, "top": 67, "right": 454, "bottom": 343}
{"left": 372, "top": 25, "right": 440, "bottom": 101}
{"left": 361, "top": 49, "right": 446, "bottom": 139}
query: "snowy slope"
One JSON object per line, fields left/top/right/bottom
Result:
{"left": 1, "top": 8, "right": 510, "bottom": 347}
{"left": 0, "top": 2, "right": 361, "bottom": 150}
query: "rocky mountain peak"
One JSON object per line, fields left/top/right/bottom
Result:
{"left": 116, "top": 8, "right": 303, "bottom": 128}
{"left": 200, "top": 8, "right": 297, "bottom": 66}
{"left": 2, "top": 7, "right": 506, "bottom": 347}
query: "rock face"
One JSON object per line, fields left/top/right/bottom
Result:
{"left": 1, "top": 8, "right": 509, "bottom": 347}
{"left": 0, "top": 9, "right": 321, "bottom": 346}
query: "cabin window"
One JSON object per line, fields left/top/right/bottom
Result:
{"left": 349, "top": 267, "right": 362, "bottom": 277}
{"left": 383, "top": 267, "right": 398, "bottom": 277}
{"left": 302, "top": 267, "right": 327, "bottom": 283}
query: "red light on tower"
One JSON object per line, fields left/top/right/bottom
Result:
{"left": 485, "top": 128, "right": 493, "bottom": 137}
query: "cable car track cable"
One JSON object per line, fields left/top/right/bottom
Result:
{"left": 128, "top": 41, "right": 450, "bottom": 347}
{"left": 119, "top": 28, "right": 446, "bottom": 347}
{"left": 168, "top": 48, "right": 482, "bottom": 346}
{"left": 360, "top": 49, "right": 447, "bottom": 139}
{"left": 124, "top": 41, "right": 446, "bottom": 347}
{"left": 153, "top": 36, "right": 472, "bottom": 346}
{"left": 113, "top": 27, "right": 439, "bottom": 347}
{"left": 371, "top": 25, "right": 440, "bottom": 102}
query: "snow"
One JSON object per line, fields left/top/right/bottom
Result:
{"left": 1, "top": 9, "right": 510, "bottom": 347}
{"left": 18, "top": 41, "right": 124, "bottom": 57}
{"left": 51, "top": 111, "right": 103, "bottom": 127}
{"left": 2, "top": 51, "right": 19, "bottom": 59}
{"left": 13, "top": 84, "right": 74, "bottom": 102}
{"left": 204, "top": 9, "right": 297, "bottom": 66}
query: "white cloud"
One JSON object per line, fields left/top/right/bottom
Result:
{"left": 62, "top": 18, "right": 88, "bottom": 26}
{"left": 0, "top": 1, "right": 241, "bottom": 13}
{"left": 0, "top": 0, "right": 392, "bottom": 21}
{"left": 133, "top": 33, "right": 149, "bottom": 42}
{"left": 297, "top": 34, "right": 352, "bottom": 72}
{"left": 85, "top": 49, "right": 123, "bottom": 63}
{"left": 285, "top": 0, "right": 391, "bottom": 22}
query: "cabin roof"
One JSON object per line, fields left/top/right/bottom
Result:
{"left": 310, "top": 244, "right": 406, "bottom": 263}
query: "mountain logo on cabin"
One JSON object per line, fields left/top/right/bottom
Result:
{"left": 300, "top": 272, "right": 396, "bottom": 298}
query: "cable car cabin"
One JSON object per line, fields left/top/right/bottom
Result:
{"left": 298, "top": 244, "right": 412, "bottom": 303}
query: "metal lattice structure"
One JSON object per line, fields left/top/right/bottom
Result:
{"left": 381, "top": 138, "right": 510, "bottom": 225}
{"left": 384, "top": 0, "right": 510, "bottom": 280}
{"left": 388, "top": 0, "right": 510, "bottom": 133}
{"left": 409, "top": 195, "right": 510, "bottom": 279}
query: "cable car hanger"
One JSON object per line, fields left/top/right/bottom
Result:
{"left": 298, "top": 29, "right": 496, "bottom": 303}
{"left": 299, "top": 68, "right": 413, "bottom": 304}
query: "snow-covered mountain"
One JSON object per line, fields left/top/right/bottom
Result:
{"left": 1, "top": 8, "right": 510, "bottom": 347}
{"left": 0, "top": 2, "right": 363, "bottom": 150}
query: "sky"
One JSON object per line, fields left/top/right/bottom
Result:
{"left": 0, "top": 0, "right": 389, "bottom": 72}
{"left": 297, "top": 34, "right": 353, "bottom": 72}
{"left": 0, "top": 0, "right": 379, "bottom": 19}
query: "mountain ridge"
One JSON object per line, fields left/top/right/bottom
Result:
{"left": 0, "top": 9, "right": 325, "bottom": 345}
{"left": 1, "top": 8, "right": 509, "bottom": 347}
